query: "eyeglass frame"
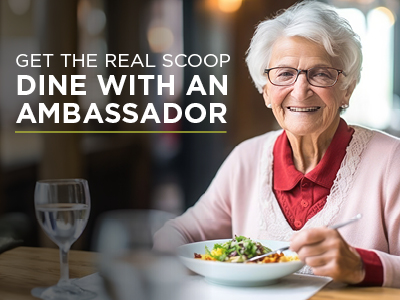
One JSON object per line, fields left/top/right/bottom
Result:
{"left": 264, "top": 67, "right": 346, "bottom": 88}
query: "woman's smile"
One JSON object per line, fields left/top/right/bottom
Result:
{"left": 286, "top": 106, "right": 321, "bottom": 112}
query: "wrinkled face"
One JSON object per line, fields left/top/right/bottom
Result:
{"left": 263, "top": 36, "right": 354, "bottom": 138}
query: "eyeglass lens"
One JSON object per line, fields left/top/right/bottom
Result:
{"left": 268, "top": 67, "right": 339, "bottom": 87}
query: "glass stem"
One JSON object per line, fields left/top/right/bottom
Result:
{"left": 58, "top": 246, "right": 70, "bottom": 285}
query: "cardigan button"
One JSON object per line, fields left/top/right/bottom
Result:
{"left": 294, "top": 220, "right": 303, "bottom": 228}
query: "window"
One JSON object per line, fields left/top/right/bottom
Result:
{"left": 336, "top": 6, "right": 396, "bottom": 130}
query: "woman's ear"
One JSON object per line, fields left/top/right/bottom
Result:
{"left": 343, "top": 80, "right": 356, "bottom": 104}
{"left": 262, "top": 85, "right": 271, "bottom": 108}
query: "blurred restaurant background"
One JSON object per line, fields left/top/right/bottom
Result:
{"left": 0, "top": 0, "right": 399, "bottom": 251}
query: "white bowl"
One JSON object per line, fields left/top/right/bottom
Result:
{"left": 177, "top": 239, "right": 304, "bottom": 287}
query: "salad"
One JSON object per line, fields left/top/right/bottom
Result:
{"left": 194, "top": 236, "right": 272, "bottom": 263}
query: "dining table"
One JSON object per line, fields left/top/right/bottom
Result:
{"left": 0, "top": 246, "right": 400, "bottom": 300}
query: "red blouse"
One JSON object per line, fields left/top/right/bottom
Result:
{"left": 273, "top": 118, "right": 383, "bottom": 286}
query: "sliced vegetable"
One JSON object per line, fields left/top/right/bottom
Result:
{"left": 202, "top": 236, "right": 272, "bottom": 262}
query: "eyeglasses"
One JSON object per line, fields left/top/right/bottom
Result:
{"left": 264, "top": 67, "right": 345, "bottom": 87}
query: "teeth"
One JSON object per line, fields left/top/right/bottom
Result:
{"left": 288, "top": 107, "right": 320, "bottom": 112}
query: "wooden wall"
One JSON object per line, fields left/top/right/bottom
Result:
{"left": 229, "top": 0, "right": 298, "bottom": 145}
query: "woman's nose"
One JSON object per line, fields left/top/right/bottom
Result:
{"left": 290, "top": 72, "right": 313, "bottom": 100}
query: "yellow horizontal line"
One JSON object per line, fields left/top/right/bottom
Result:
{"left": 15, "top": 131, "right": 227, "bottom": 134}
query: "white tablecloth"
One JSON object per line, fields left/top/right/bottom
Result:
{"left": 67, "top": 272, "right": 332, "bottom": 300}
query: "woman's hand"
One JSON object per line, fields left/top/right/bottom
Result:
{"left": 290, "top": 227, "right": 365, "bottom": 284}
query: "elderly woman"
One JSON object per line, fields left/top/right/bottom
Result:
{"left": 153, "top": 1, "right": 400, "bottom": 288}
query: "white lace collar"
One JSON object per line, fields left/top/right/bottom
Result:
{"left": 257, "top": 125, "right": 374, "bottom": 241}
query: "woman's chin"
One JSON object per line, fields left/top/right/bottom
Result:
{"left": 282, "top": 122, "right": 323, "bottom": 138}
{"left": 279, "top": 112, "right": 337, "bottom": 138}
{"left": 280, "top": 117, "right": 323, "bottom": 136}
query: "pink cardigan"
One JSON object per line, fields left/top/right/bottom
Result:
{"left": 153, "top": 125, "right": 400, "bottom": 288}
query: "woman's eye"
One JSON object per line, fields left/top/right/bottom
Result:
{"left": 314, "top": 72, "right": 330, "bottom": 77}
{"left": 311, "top": 69, "right": 334, "bottom": 79}
{"left": 278, "top": 72, "right": 295, "bottom": 77}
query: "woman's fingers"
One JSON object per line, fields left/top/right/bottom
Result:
{"left": 290, "top": 228, "right": 365, "bottom": 284}
{"left": 296, "top": 242, "right": 327, "bottom": 261}
{"left": 311, "top": 253, "right": 364, "bottom": 283}
{"left": 290, "top": 227, "right": 334, "bottom": 253}
{"left": 303, "top": 254, "right": 328, "bottom": 268}
{"left": 312, "top": 259, "right": 341, "bottom": 278}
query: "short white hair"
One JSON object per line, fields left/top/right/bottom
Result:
{"left": 246, "top": 0, "right": 362, "bottom": 93}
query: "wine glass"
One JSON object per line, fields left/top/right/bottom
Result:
{"left": 33, "top": 179, "right": 95, "bottom": 300}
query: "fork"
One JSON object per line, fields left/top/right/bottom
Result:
{"left": 246, "top": 214, "right": 363, "bottom": 262}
